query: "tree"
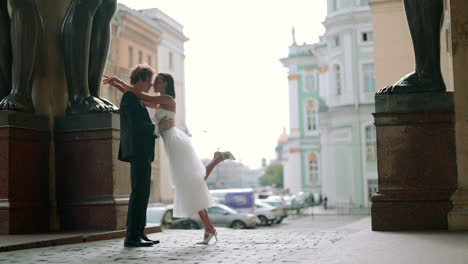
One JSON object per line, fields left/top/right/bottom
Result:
{"left": 259, "top": 163, "right": 283, "bottom": 187}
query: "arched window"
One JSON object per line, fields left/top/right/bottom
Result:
{"left": 334, "top": 64, "right": 342, "bottom": 95}
{"left": 307, "top": 153, "right": 319, "bottom": 186}
{"left": 363, "top": 63, "right": 375, "bottom": 92}
{"left": 365, "top": 125, "right": 377, "bottom": 160}
{"left": 305, "top": 74, "right": 316, "bottom": 92}
{"left": 305, "top": 99, "right": 318, "bottom": 132}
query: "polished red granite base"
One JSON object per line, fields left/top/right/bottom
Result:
{"left": 55, "top": 114, "right": 129, "bottom": 231}
{"left": 0, "top": 113, "right": 50, "bottom": 234}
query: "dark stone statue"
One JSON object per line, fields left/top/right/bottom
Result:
{"left": 378, "top": 0, "right": 445, "bottom": 94}
{"left": 0, "top": 0, "right": 11, "bottom": 101}
{"left": 60, "top": 0, "right": 118, "bottom": 115}
{"left": 0, "top": 0, "right": 42, "bottom": 113}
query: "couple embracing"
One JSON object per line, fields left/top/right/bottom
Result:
{"left": 103, "top": 65, "right": 235, "bottom": 247}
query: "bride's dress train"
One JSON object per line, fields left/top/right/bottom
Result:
{"left": 154, "top": 108, "right": 214, "bottom": 217}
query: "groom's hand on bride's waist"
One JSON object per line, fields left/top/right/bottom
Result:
{"left": 159, "top": 117, "right": 174, "bottom": 131}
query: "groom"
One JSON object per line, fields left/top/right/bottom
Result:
{"left": 118, "top": 65, "right": 172, "bottom": 247}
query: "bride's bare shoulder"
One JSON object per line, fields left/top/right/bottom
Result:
{"left": 162, "top": 95, "right": 176, "bottom": 102}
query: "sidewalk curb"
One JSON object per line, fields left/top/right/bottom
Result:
{"left": 0, "top": 225, "right": 162, "bottom": 252}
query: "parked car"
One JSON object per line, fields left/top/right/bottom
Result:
{"left": 272, "top": 194, "right": 304, "bottom": 213}
{"left": 146, "top": 206, "right": 167, "bottom": 224}
{"left": 254, "top": 201, "right": 278, "bottom": 226}
{"left": 188, "top": 203, "right": 258, "bottom": 229}
{"left": 261, "top": 199, "right": 288, "bottom": 224}
{"left": 147, "top": 205, "right": 201, "bottom": 229}
{"left": 261, "top": 195, "right": 285, "bottom": 203}
{"left": 153, "top": 203, "right": 258, "bottom": 229}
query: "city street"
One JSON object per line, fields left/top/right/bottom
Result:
{"left": 0, "top": 214, "right": 367, "bottom": 264}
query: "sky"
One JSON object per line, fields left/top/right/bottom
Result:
{"left": 118, "top": 0, "right": 328, "bottom": 168}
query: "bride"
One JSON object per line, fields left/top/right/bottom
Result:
{"left": 104, "top": 72, "right": 235, "bottom": 245}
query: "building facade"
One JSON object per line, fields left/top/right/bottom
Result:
{"left": 101, "top": 4, "right": 188, "bottom": 205}
{"left": 280, "top": 0, "right": 377, "bottom": 208}
{"left": 140, "top": 8, "right": 190, "bottom": 205}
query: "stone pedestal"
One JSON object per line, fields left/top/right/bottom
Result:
{"left": 371, "top": 92, "right": 458, "bottom": 231}
{"left": 55, "top": 113, "right": 130, "bottom": 231}
{"left": 0, "top": 112, "right": 50, "bottom": 234}
{"left": 447, "top": 0, "right": 468, "bottom": 231}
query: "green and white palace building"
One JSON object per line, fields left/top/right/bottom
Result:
{"left": 280, "top": 0, "right": 377, "bottom": 208}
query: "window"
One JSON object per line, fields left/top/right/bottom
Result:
{"left": 363, "top": 63, "right": 375, "bottom": 92}
{"left": 365, "top": 125, "right": 377, "bottom": 161}
{"left": 207, "top": 207, "right": 226, "bottom": 215}
{"left": 367, "top": 179, "right": 378, "bottom": 201}
{"left": 333, "top": 0, "right": 339, "bottom": 11}
{"left": 305, "top": 74, "right": 316, "bottom": 92}
{"left": 128, "top": 46, "right": 133, "bottom": 68}
{"left": 335, "top": 64, "right": 342, "bottom": 95}
{"left": 362, "top": 31, "right": 374, "bottom": 42}
{"left": 333, "top": 36, "right": 340, "bottom": 47}
{"left": 360, "top": 0, "right": 371, "bottom": 5}
{"left": 305, "top": 99, "right": 317, "bottom": 132}
{"left": 147, "top": 55, "right": 152, "bottom": 66}
{"left": 138, "top": 50, "right": 143, "bottom": 64}
{"left": 212, "top": 195, "right": 226, "bottom": 204}
{"left": 169, "top": 52, "right": 173, "bottom": 69}
{"left": 307, "top": 153, "right": 319, "bottom": 186}
{"left": 162, "top": 209, "right": 173, "bottom": 223}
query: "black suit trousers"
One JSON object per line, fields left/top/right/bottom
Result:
{"left": 126, "top": 158, "right": 152, "bottom": 239}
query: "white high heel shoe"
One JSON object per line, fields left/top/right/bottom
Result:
{"left": 215, "top": 151, "right": 236, "bottom": 161}
{"left": 196, "top": 232, "right": 218, "bottom": 245}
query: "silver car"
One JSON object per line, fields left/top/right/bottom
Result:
{"left": 188, "top": 204, "right": 258, "bottom": 229}
{"left": 261, "top": 199, "right": 288, "bottom": 224}
{"left": 255, "top": 201, "right": 278, "bottom": 226}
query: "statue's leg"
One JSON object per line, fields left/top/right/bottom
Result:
{"left": 419, "top": 0, "right": 444, "bottom": 86}
{"left": 378, "top": 0, "right": 445, "bottom": 94}
{"left": 0, "top": 0, "right": 41, "bottom": 112}
{"left": 0, "top": 0, "right": 11, "bottom": 101}
{"left": 88, "top": 0, "right": 118, "bottom": 113}
{"left": 60, "top": 0, "right": 105, "bottom": 115}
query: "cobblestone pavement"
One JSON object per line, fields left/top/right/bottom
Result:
{"left": 0, "top": 215, "right": 366, "bottom": 264}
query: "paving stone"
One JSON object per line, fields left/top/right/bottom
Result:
{"left": 0, "top": 228, "right": 350, "bottom": 263}
{"left": 0, "top": 215, "right": 371, "bottom": 264}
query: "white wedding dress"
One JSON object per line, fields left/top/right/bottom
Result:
{"left": 154, "top": 108, "right": 214, "bottom": 217}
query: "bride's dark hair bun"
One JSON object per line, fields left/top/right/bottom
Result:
{"left": 159, "top": 73, "right": 176, "bottom": 99}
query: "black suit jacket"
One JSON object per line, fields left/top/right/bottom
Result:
{"left": 118, "top": 91, "right": 156, "bottom": 163}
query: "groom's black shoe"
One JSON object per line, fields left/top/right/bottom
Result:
{"left": 124, "top": 238, "right": 154, "bottom": 247}
{"left": 141, "top": 234, "right": 160, "bottom": 245}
